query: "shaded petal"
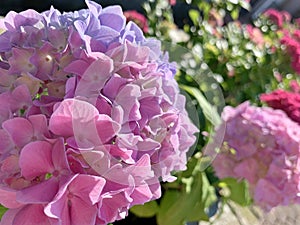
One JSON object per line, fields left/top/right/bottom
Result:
{"left": 69, "top": 174, "right": 106, "bottom": 204}
{"left": 0, "top": 129, "right": 13, "bottom": 153}
{"left": 70, "top": 197, "right": 98, "bottom": 225}
{"left": 13, "top": 204, "right": 52, "bottom": 225}
{"left": 128, "top": 154, "right": 154, "bottom": 179}
{"left": 95, "top": 114, "right": 120, "bottom": 145}
{"left": 75, "top": 56, "right": 113, "bottom": 97}
{"left": 0, "top": 208, "right": 19, "bottom": 225}
{"left": 2, "top": 117, "right": 33, "bottom": 148}
{"left": 130, "top": 183, "right": 152, "bottom": 205}
{"left": 44, "top": 175, "right": 76, "bottom": 219}
{"left": 115, "top": 84, "right": 141, "bottom": 122}
{"left": 0, "top": 188, "right": 23, "bottom": 208}
{"left": 19, "top": 141, "right": 54, "bottom": 179}
{"left": 49, "top": 99, "right": 98, "bottom": 137}
{"left": 28, "top": 114, "right": 50, "bottom": 139}
{"left": 99, "top": 6, "right": 126, "bottom": 32}
{"left": 16, "top": 178, "right": 59, "bottom": 204}
{"left": 51, "top": 138, "right": 70, "bottom": 172}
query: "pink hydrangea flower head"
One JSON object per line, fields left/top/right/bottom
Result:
{"left": 212, "top": 102, "right": 300, "bottom": 211}
{"left": 0, "top": 0, "right": 198, "bottom": 224}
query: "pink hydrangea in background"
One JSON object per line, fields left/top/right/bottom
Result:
{"left": 212, "top": 102, "right": 300, "bottom": 211}
{"left": 124, "top": 10, "right": 149, "bottom": 33}
{"left": 260, "top": 89, "right": 300, "bottom": 125}
{"left": 0, "top": 1, "right": 198, "bottom": 224}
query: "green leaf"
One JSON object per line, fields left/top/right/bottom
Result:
{"left": 130, "top": 200, "right": 159, "bottom": 218}
{"left": 180, "top": 85, "right": 221, "bottom": 126}
{"left": 189, "top": 9, "right": 200, "bottom": 26}
{"left": 186, "top": 172, "right": 217, "bottom": 222}
{"left": 219, "top": 178, "right": 251, "bottom": 206}
{"left": 157, "top": 171, "right": 217, "bottom": 225}
{"left": 0, "top": 205, "right": 7, "bottom": 219}
{"left": 230, "top": 8, "right": 239, "bottom": 20}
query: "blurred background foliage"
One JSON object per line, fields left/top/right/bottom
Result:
{"left": 1, "top": 1, "right": 300, "bottom": 225}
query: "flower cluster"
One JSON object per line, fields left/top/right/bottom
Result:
{"left": 280, "top": 30, "right": 300, "bottom": 74}
{"left": 260, "top": 89, "right": 300, "bottom": 125}
{"left": 245, "top": 24, "right": 265, "bottom": 49}
{"left": 263, "top": 9, "right": 291, "bottom": 28}
{"left": 0, "top": 1, "right": 198, "bottom": 224}
{"left": 212, "top": 102, "right": 300, "bottom": 211}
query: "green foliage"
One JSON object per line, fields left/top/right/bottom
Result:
{"left": 130, "top": 201, "right": 159, "bottom": 218}
{"left": 157, "top": 164, "right": 217, "bottom": 225}
{"left": 128, "top": 157, "right": 218, "bottom": 225}
{"left": 181, "top": 85, "right": 221, "bottom": 126}
{"left": 218, "top": 178, "right": 251, "bottom": 206}
{"left": 0, "top": 205, "right": 7, "bottom": 219}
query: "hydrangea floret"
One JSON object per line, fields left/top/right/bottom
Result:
{"left": 0, "top": 1, "right": 198, "bottom": 224}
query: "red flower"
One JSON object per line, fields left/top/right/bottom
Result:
{"left": 124, "top": 10, "right": 149, "bottom": 33}
{"left": 264, "top": 9, "right": 290, "bottom": 28}
{"left": 260, "top": 89, "right": 300, "bottom": 124}
{"left": 280, "top": 33, "right": 300, "bottom": 74}
{"left": 290, "top": 80, "right": 300, "bottom": 93}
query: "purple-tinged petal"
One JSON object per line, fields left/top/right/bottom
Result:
{"left": 115, "top": 84, "right": 141, "bottom": 123}
{"left": 102, "top": 74, "right": 127, "bottom": 100}
{"left": 99, "top": 6, "right": 126, "bottom": 32}
{"left": 85, "top": 0, "right": 102, "bottom": 15}
{"left": 64, "top": 59, "right": 90, "bottom": 76}
{"left": 8, "top": 48, "right": 36, "bottom": 74}
{"left": 30, "top": 42, "right": 56, "bottom": 80}
{"left": 122, "top": 21, "right": 145, "bottom": 42}
{"left": 2, "top": 117, "right": 33, "bottom": 148}
{"left": 15, "top": 9, "right": 42, "bottom": 28}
